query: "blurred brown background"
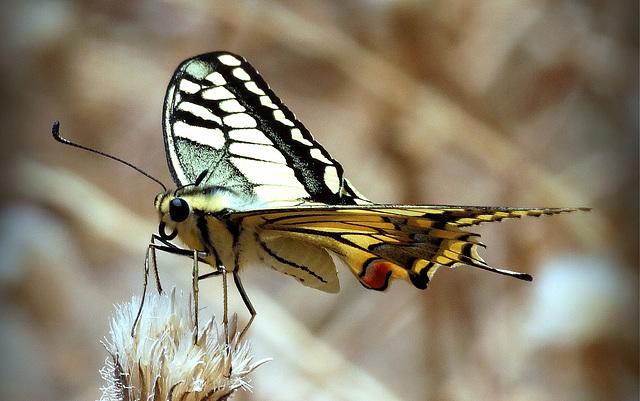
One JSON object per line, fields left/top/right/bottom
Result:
{"left": 1, "top": 1, "right": 637, "bottom": 400}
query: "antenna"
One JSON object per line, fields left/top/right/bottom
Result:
{"left": 52, "top": 121, "right": 167, "bottom": 191}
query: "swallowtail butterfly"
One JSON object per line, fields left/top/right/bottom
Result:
{"left": 53, "top": 51, "right": 587, "bottom": 341}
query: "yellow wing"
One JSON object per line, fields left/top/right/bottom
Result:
{"left": 234, "top": 205, "right": 587, "bottom": 291}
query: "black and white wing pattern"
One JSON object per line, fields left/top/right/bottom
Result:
{"left": 162, "top": 51, "right": 368, "bottom": 209}
{"left": 155, "top": 51, "right": 587, "bottom": 294}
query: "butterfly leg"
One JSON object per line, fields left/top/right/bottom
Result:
{"left": 222, "top": 264, "right": 229, "bottom": 348}
{"left": 132, "top": 235, "right": 207, "bottom": 340}
{"left": 148, "top": 241, "right": 205, "bottom": 345}
{"left": 192, "top": 249, "right": 200, "bottom": 345}
{"left": 132, "top": 233, "right": 173, "bottom": 337}
{"left": 149, "top": 233, "right": 165, "bottom": 294}
{"left": 131, "top": 238, "right": 153, "bottom": 337}
{"left": 196, "top": 268, "right": 234, "bottom": 348}
{"left": 233, "top": 270, "right": 256, "bottom": 345}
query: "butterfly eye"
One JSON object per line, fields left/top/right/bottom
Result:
{"left": 169, "top": 198, "right": 190, "bottom": 222}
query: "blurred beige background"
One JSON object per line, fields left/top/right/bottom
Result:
{"left": 1, "top": 1, "right": 637, "bottom": 400}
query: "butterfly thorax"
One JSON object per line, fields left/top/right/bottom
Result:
{"left": 154, "top": 186, "right": 258, "bottom": 270}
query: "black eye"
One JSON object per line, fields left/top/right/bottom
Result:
{"left": 169, "top": 198, "right": 189, "bottom": 222}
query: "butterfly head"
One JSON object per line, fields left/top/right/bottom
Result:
{"left": 154, "top": 185, "right": 258, "bottom": 241}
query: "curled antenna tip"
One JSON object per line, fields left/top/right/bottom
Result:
{"left": 518, "top": 273, "right": 534, "bottom": 282}
{"left": 52, "top": 121, "right": 61, "bottom": 138}
{"left": 51, "top": 120, "right": 167, "bottom": 192}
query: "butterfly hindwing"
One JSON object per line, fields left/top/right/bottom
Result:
{"left": 163, "top": 51, "right": 368, "bottom": 208}
{"left": 254, "top": 232, "right": 340, "bottom": 293}
{"left": 233, "top": 206, "right": 581, "bottom": 291}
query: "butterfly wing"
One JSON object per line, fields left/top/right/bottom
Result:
{"left": 232, "top": 206, "right": 584, "bottom": 291}
{"left": 158, "top": 51, "right": 588, "bottom": 293}
{"left": 162, "top": 51, "right": 368, "bottom": 208}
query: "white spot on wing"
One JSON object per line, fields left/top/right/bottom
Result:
{"left": 223, "top": 113, "right": 257, "bottom": 128}
{"left": 202, "top": 86, "right": 234, "bottom": 100}
{"left": 310, "top": 147, "right": 332, "bottom": 164}
{"left": 219, "top": 99, "right": 246, "bottom": 113}
{"left": 233, "top": 67, "right": 251, "bottom": 81}
{"left": 205, "top": 72, "right": 226, "bottom": 86}
{"left": 253, "top": 184, "right": 310, "bottom": 203}
{"left": 231, "top": 157, "right": 307, "bottom": 193}
{"left": 229, "top": 142, "right": 287, "bottom": 163}
{"left": 291, "top": 128, "right": 313, "bottom": 146}
{"left": 323, "top": 166, "right": 341, "bottom": 193}
{"left": 245, "top": 81, "right": 266, "bottom": 95}
{"left": 178, "top": 102, "right": 222, "bottom": 124}
{"left": 218, "top": 54, "right": 241, "bottom": 66}
{"left": 260, "top": 96, "right": 278, "bottom": 109}
{"left": 229, "top": 129, "right": 273, "bottom": 144}
{"left": 179, "top": 79, "right": 200, "bottom": 94}
{"left": 273, "top": 110, "right": 294, "bottom": 126}
{"left": 173, "top": 121, "right": 225, "bottom": 149}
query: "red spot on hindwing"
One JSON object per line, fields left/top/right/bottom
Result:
{"left": 361, "top": 258, "right": 393, "bottom": 291}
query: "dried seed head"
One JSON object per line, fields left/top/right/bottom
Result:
{"left": 99, "top": 289, "right": 268, "bottom": 401}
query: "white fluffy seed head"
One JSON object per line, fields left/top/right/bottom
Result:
{"left": 99, "top": 289, "right": 268, "bottom": 401}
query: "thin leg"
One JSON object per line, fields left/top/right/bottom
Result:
{"left": 133, "top": 235, "right": 248, "bottom": 350}
{"left": 131, "top": 234, "right": 206, "bottom": 338}
{"left": 222, "top": 265, "right": 229, "bottom": 348}
{"left": 192, "top": 249, "right": 199, "bottom": 345}
{"left": 150, "top": 235, "right": 163, "bottom": 294}
{"left": 233, "top": 270, "right": 256, "bottom": 344}
{"left": 222, "top": 267, "right": 233, "bottom": 378}
{"left": 131, "top": 238, "right": 153, "bottom": 337}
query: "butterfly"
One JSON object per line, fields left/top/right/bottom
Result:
{"left": 53, "top": 51, "right": 587, "bottom": 342}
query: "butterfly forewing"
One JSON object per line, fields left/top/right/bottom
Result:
{"left": 163, "top": 51, "right": 368, "bottom": 209}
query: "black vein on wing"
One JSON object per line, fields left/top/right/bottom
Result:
{"left": 258, "top": 239, "right": 328, "bottom": 283}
